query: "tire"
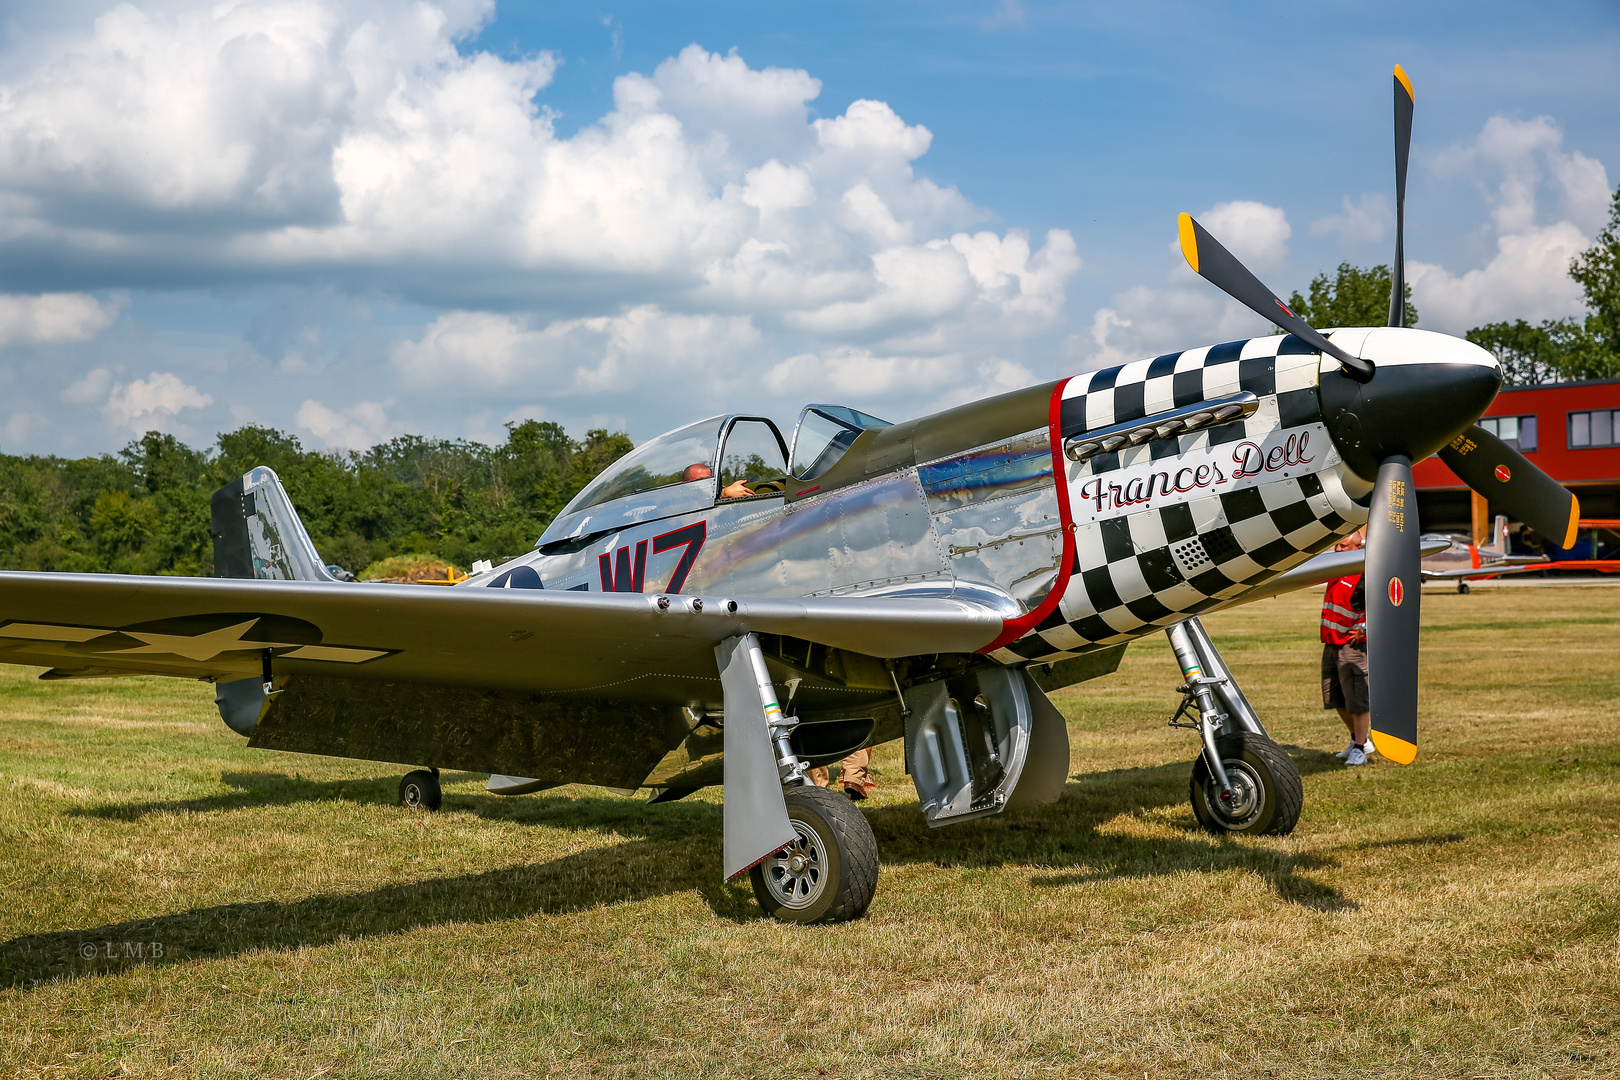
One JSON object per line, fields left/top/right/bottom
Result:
{"left": 1458, "top": 582, "right": 1471, "bottom": 595}
{"left": 398, "top": 769, "right": 442, "bottom": 811}
{"left": 1189, "top": 731, "right": 1302, "bottom": 836}
{"left": 750, "top": 786, "right": 879, "bottom": 924}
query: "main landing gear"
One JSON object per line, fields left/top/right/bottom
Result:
{"left": 750, "top": 785, "right": 880, "bottom": 924}
{"left": 398, "top": 768, "right": 442, "bottom": 811}
{"left": 1166, "top": 618, "right": 1302, "bottom": 836}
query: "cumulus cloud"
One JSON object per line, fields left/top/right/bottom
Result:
{"left": 0, "top": 0, "right": 507, "bottom": 223}
{"left": 3, "top": 411, "right": 50, "bottom": 447}
{"left": 0, "top": 9, "right": 1079, "bottom": 436}
{"left": 764, "top": 347, "right": 1035, "bottom": 414}
{"left": 1195, "top": 201, "right": 1291, "bottom": 271}
{"left": 1066, "top": 203, "right": 1283, "bottom": 373}
{"left": 0, "top": 293, "right": 123, "bottom": 346}
{"left": 1410, "top": 115, "right": 1609, "bottom": 332}
{"left": 0, "top": 10, "right": 1015, "bottom": 312}
{"left": 103, "top": 372, "right": 214, "bottom": 433}
{"left": 296, "top": 398, "right": 395, "bottom": 450}
{"left": 1063, "top": 285, "right": 1269, "bottom": 373}
{"left": 1310, "top": 193, "right": 1393, "bottom": 246}
{"left": 60, "top": 366, "right": 114, "bottom": 404}
{"left": 392, "top": 305, "right": 762, "bottom": 395}
{"left": 0, "top": 1, "right": 1100, "bottom": 458}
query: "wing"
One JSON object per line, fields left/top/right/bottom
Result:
{"left": 0, "top": 572, "right": 1006, "bottom": 694}
{"left": 1233, "top": 538, "right": 1451, "bottom": 604}
{"left": 1420, "top": 559, "right": 1549, "bottom": 581}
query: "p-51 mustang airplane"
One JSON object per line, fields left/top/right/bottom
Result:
{"left": 0, "top": 67, "right": 1583, "bottom": 923}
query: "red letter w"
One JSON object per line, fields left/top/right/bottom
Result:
{"left": 599, "top": 540, "right": 648, "bottom": 592}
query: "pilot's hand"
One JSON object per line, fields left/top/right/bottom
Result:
{"left": 720, "top": 479, "right": 755, "bottom": 498}
{"left": 1351, "top": 628, "right": 1366, "bottom": 645}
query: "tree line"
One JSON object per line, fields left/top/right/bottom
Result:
{"left": 0, "top": 422, "right": 633, "bottom": 578}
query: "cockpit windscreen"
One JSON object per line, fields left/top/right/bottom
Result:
{"left": 566, "top": 418, "right": 725, "bottom": 513}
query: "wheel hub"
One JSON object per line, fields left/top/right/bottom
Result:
{"left": 1211, "top": 760, "right": 1263, "bottom": 826}
{"left": 762, "top": 820, "right": 828, "bottom": 910}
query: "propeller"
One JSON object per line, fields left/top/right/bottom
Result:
{"left": 1177, "top": 214, "right": 1375, "bottom": 383}
{"left": 1364, "top": 458, "right": 1421, "bottom": 763}
{"left": 1438, "top": 424, "right": 1580, "bottom": 548}
{"left": 1175, "top": 63, "right": 1580, "bottom": 767}
{"left": 1365, "top": 63, "right": 1420, "bottom": 762}
{"left": 1389, "top": 65, "right": 1414, "bottom": 328}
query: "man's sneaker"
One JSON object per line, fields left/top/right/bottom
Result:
{"left": 1335, "top": 740, "right": 1359, "bottom": 760}
{"left": 1360, "top": 740, "right": 1377, "bottom": 758}
{"left": 1345, "top": 745, "right": 1369, "bottom": 767}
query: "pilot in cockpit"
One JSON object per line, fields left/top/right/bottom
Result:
{"left": 683, "top": 462, "right": 786, "bottom": 500}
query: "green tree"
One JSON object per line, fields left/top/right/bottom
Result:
{"left": 1465, "top": 318, "right": 1616, "bottom": 385}
{"left": 1285, "top": 262, "right": 1417, "bottom": 330}
{"left": 1569, "top": 182, "right": 1620, "bottom": 359}
{"left": 1466, "top": 182, "right": 1620, "bottom": 384}
{"left": 89, "top": 490, "right": 158, "bottom": 557}
{"left": 0, "top": 420, "right": 638, "bottom": 577}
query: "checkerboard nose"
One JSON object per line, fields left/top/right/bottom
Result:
{"left": 1317, "top": 328, "right": 1502, "bottom": 479}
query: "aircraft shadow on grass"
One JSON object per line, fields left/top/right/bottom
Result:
{"left": 8, "top": 748, "right": 1364, "bottom": 989}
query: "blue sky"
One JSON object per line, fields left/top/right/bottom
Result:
{"left": 0, "top": 0, "right": 1615, "bottom": 456}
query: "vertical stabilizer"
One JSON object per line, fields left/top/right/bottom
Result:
{"left": 210, "top": 466, "right": 338, "bottom": 582}
{"left": 1485, "top": 514, "right": 1510, "bottom": 557}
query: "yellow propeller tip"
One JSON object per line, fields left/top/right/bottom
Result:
{"left": 1394, "top": 64, "right": 1414, "bottom": 102}
{"left": 1370, "top": 730, "right": 1417, "bottom": 765}
{"left": 1563, "top": 493, "right": 1581, "bottom": 549}
{"left": 1177, "top": 213, "right": 1199, "bottom": 274}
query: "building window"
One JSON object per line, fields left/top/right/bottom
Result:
{"left": 1479, "top": 414, "right": 1538, "bottom": 452}
{"left": 1569, "top": 409, "right": 1620, "bottom": 449}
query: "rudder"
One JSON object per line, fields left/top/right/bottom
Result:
{"left": 211, "top": 466, "right": 338, "bottom": 581}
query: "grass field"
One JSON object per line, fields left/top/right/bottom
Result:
{"left": 2, "top": 586, "right": 1618, "bottom": 1078}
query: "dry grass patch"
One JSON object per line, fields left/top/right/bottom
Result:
{"left": 0, "top": 586, "right": 1617, "bottom": 1078}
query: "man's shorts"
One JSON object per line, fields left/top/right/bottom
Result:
{"left": 1322, "top": 642, "right": 1370, "bottom": 713}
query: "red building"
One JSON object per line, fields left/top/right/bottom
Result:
{"left": 1414, "top": 378, "right": 1620, "bottom": 552}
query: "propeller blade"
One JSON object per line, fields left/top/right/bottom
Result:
{"left": 1439, "top": 423, "right": 1580, "bottom": 548}
{"left": 1365, "top": 456, "right": 1421, "bottom": 764}
{"left": 1177, "top": 213, "right": 1376, "bottom": 383}
{"left": 1389, "top": 64, "right": 1414, "bottom": 328}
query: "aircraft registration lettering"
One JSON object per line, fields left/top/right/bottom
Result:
{"left": 1066, "top": 423, "right": 1327, "bottom": 525}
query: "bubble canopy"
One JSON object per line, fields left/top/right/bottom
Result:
{"left": 537, "top": 415, "right": 794, "bottom": 547}
{"left": 535, "top": 406, "right": 891, "bottom": 549}
{"left": 568, "top": 418, "right": 725, "bottom": 514}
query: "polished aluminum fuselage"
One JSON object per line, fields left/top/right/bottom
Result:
{"left": 469, "top": 335, "right": 1374, "bottom": 661}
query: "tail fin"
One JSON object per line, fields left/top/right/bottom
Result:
{"left": 211, "top": 466, "right": 339, "bottom": 582}
{"left": 1483, "top": 513, "right": 1510, "bottom": 556}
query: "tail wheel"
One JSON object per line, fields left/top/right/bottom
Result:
{"left": 1190, "top": 731, "right": 1302, "bottom": 836}
{"left": 399, "top": 769, "right": 442, "bottom": 811}
{"left": 750, "top": 786, "right": 879, "bottom": 924}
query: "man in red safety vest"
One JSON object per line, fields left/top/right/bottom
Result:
{"left": 1321, "top": 528, "right": 1374, "bottom": 767}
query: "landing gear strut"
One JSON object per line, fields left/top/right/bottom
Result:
{"left": 718, "top": 632, "right": 881, "bottom": 925}
{"left": 1165, "top": 618, "right": 1301, "bottom": 836}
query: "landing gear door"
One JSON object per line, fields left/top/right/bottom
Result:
{"left": 904, "top": 667, "right": 1032, "bottom": 827}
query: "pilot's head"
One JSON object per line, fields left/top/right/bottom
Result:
{"left": 682, "top": 463, "right": 713, "bottom": 482}
{"left": 1334, "top": 528, "right": 1365, "bottom": 552}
